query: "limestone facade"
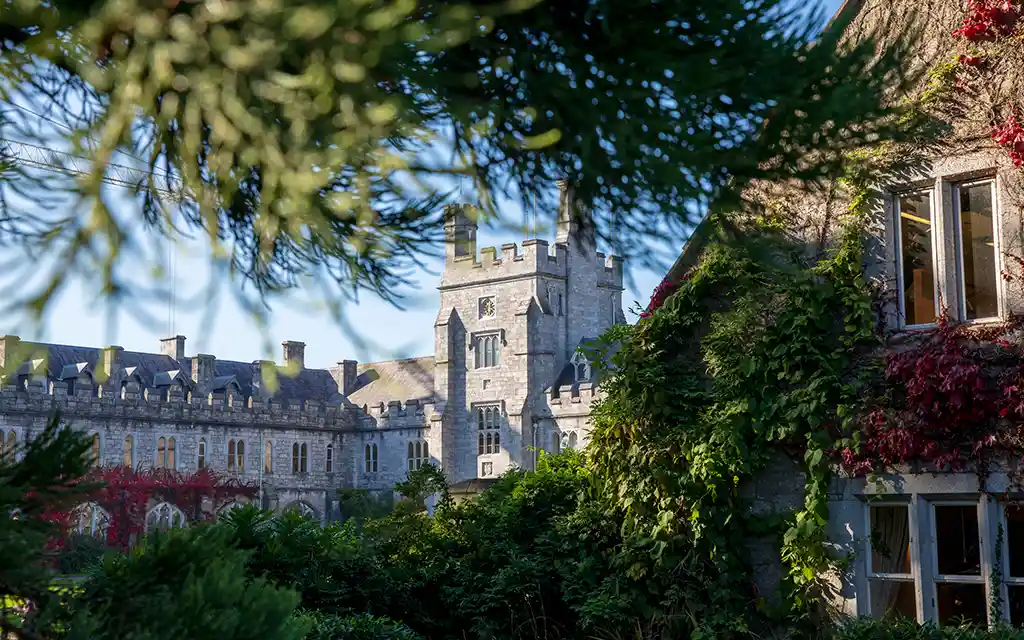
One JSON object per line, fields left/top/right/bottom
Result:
{"left": 0, "top": 180, "right": 623, "bottom": 520}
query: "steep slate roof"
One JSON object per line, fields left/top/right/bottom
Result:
{"left": 345, "top": 356, "right": 435, "bottom": 408}
{"left": 12, "top": 341, "right": 344, "bottom": 403}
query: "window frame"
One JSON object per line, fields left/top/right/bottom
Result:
{"left": 473, "top": 331, "right": 502, "bottom": 369}
{"left": 227, "top": 439, "right": 245, "bottom": 474}
{"left": 123, "top": 434, "right": 134, "bottom": 468}
{"left": 953, "top": 178, "right": 1002, "bottom": 324}
{"left": 476, "top": 404, "right": 501, "bottom": 456}
{"left": 998, "top": 502, "right": 1024, "bottom": 624}
{"left": 894, "top": 187, "right": 941, "bottom": 330}
{"left": 197, "top": 437, "right": 206, "bottom": 469}
{"left": 156, "top": 436, "right": 177, "bottom": 470}
{"left": 290, "top": 442, "right": 307, "bottom": 473}
{"left": 364, "top": 443, "right": 378, "bottom": 474}
{"left": 928, "top": 500, "right": 990, "bottom": 627}
{"left": 863, "top": 501, "right": 921, "bottom": 621}
{"left": 326, "top": 443, "right": 334, "bottom": 473}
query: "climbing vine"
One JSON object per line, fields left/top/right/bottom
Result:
{"left": 951, "top": 0, "right": 1024, "bottom": 165}
{"left": 585, "top": 3, "right": 1012, "bottom": 634}
{"left": 42, "top": 466, "right": 258, "bottom": 550}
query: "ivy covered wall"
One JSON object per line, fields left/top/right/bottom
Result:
{"left": 584, "top": 0, "right": 1024, "bottom": 634}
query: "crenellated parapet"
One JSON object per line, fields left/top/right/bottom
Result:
{"left": 441, "top": 237, "right": 567, "bottom": 285}
{"left": 356, "top": 398, "right": 437, "bottom": 432}
{"left": 0, "top": 379, "right": 354, "bottom": 429}
{"left": 543, "top": 381, "right": 600, "bottom": 417}
{"left": 596, "top": 253, "right": 625, "bottom": 290}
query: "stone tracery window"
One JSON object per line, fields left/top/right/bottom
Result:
{"left": 156, "top": 436, "right": 176, "bottom": 469}
{"left": 474, "top": 333, "right": 501, "bottom": 369}
{"left": 227, "top": 439, "right": 245, "bottom": 473}
{"left": 570, "top": 350, "right": 591, "bottom": 383}
{"left": 407, "top": 440, "right": 428, "bottom": 471}
{"left": 264, "top": 440, "right": 273, "bottom": 474}
{"left": 71, "top": 502, "right": 110, "bottom": 538}
{"left": 477, "top": 406, "right": 501, "bottom": 455}
{"left": 326, "top": 443, "right": 334, "bottom": 473}
{"left": 287, "top": 501, "right": 317, "bottom": 520}
{"left": 145, "top": 502, "right": 187, "bottom": 532}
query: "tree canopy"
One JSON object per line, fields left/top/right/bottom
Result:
{"left": 0, "top": 0, "right": 919, "bottom": 325}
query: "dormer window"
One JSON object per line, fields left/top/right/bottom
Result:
{"left": 895, "top": 179, "right": 1000, "bottom": 328}
{"left": 569, "top": 350, "right": 591, "bottom": 383}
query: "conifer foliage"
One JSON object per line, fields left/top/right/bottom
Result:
{"left": 0, "top": 0, "right": 917, "bottom": 320}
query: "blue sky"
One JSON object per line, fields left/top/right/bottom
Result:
{"left": 0, "top": 0, "right": 846, "bottom": 369}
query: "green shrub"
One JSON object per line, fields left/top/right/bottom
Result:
{"left": 301, "top": 612, "right": 421, "bottom": 640}
{"left": 57, "top": 523, "right": 308, "bottom": 640}
{"left": 835, "top": 618, "right": 1024, "bottom": 640}
{"left": 57, "top": 534, "right": 108, "bottom": 575}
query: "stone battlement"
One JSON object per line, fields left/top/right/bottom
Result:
{"left": 442, "top": 238, "right": 567, "bottom": 284}
{"left": 595, "top": 253, "right": 625, "bottom": 290}
{"left": 0, "top": 379, "right": 435, "bottom": 433}
{"left": 357, "top": 398, "right": 436, "bottom": 431}
{"left": 0, "top": 379, "right": 348, "bottom": 428}
{"left": 544, "top": 381, "right": 599, "bottom": 415}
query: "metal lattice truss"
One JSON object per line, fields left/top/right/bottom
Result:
{"left": 0, "top": 137, "right": 185, "bottom": 201}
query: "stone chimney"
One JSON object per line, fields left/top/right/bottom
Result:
{"left": 251, "top": 360, "right": 274, "bottom": 398}
{"left": 99, "top": 345, "right": 123, "bottom": 384}
{"left": 0, "top": 335, "right": 20, "bottom": 377}
{"left": 160, "top": 335, "right": 186, "bottom": 361}
{"left": 192, "top": 354, "right": 216, "bottom": 389}
{"left": 281, "top": 341, "right": 305, "bottom": 371}
{"left": 340, "top": 359, "right": 358, "bottom": 395}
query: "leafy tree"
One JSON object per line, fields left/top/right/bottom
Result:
{"left": 0, "top": 0, "right": 921, "bottom": 330}
{"left": 0, "top": 413, "right": 95, "bottom": 640}
{"left": 337, "top": 489, "right": 394, "bottom": 524}
{"left": 57, "top": 524, "right": 308, "bottom": 640}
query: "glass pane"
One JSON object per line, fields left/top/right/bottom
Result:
{"left": 936, "top": 583, "right": 987, "bottom": 627}
{"left": 870, "top": 506, "right": 912, "bottom": 574}
{"left": 958, "top": 183, "right": 999, "bottom": 320}
{"left": 935, "top": 505, "right": 981, "bottom": 576}
{"left": 1008, "top": 505, "right": 1024, "bottom": 578}
{"left": 899, "top": 192, "right": 936, "bottom": 325}
{"left": 869, "top": 579, "right": 916, "bottom": 620}
{"left": 1010, "top": 585, "right": 1024, "bottom": 626}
